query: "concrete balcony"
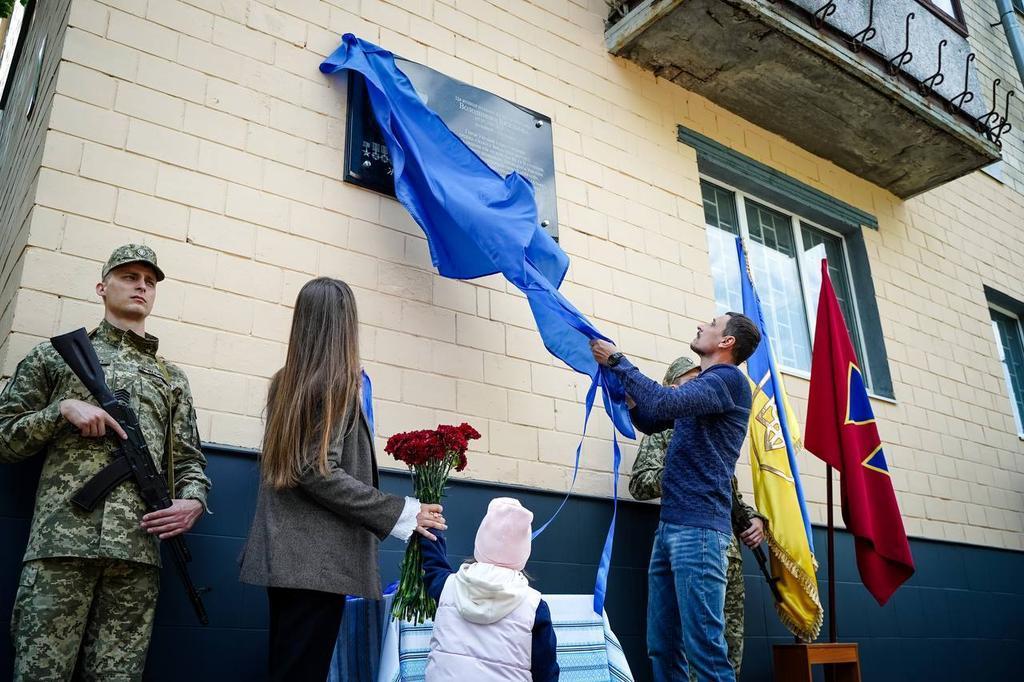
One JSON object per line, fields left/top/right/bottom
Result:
{"left": 607, "top": 0, "right": 1005, "bottom": 198}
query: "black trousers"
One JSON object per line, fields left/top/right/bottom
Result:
{"left": 267, "top": 586, "right": 346, "bottom": 682}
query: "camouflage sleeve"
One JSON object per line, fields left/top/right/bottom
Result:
{"left": 732, "top": 477, "right": 768, "bottom": 527}
{"left": 0, "top": 345, "right": 67, "bottom": 463}
{"left": 628, "top": 429, "right": 670, "bottom": 501}
{"left": 168, "top": 369, "right": 211, "bottom": 511}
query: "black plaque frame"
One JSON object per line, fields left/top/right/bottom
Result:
{"left": 343, "top": 58, "right": 559, "bottom": 240}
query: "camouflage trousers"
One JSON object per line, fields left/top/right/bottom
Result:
{"left": 689, "top": 538, "right": 745, "bottom": 681}
{"left": 11, "top": 557, "right": 160, "bottom": 682}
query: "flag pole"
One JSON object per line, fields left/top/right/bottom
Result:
{"left": 827, "top": 463, "right": 837, "bottom": 643}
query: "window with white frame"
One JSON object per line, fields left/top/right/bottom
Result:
{"left": 918, "top": 0, "right": 968, "bottom": 34}
{"left": 990, "top": 306, "right": 1024, "bottom": 436}
{"left": 701, "top": 178, "right": 870, "bottom": 383}
{"left": 926, "top": 0, "right": 960, "bottom": 18}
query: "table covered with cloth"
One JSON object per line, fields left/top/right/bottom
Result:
{"left": 328, "top": 592, "right": 634, "bottom": 682}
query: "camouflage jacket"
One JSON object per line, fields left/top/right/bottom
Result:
{"left": 629, "top": 427, "right": 766, "bottom": 559}
{"left": 0, "top": 320, "right": 210, "bottom": 567}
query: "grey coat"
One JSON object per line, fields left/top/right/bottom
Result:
{"left": 239, "top": 412, "right": 406, "bottom": 598}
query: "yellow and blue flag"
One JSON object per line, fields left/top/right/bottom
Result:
{"left": 736, "top": 237, "right": 823, "bottom": 641}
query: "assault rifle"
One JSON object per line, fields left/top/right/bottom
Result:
{"left": 51, "top": 328, "right": 209, "bottom": 625}
{"left": 731, "top": 493, "right": 783, "bottom": 604}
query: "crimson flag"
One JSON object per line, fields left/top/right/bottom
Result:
{"left": 805, "top": 260, "right": 914, "bottom": 605}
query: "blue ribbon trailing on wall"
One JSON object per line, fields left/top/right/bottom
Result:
{"left": 322, "top": 34, "right": 635, "bottom": 615}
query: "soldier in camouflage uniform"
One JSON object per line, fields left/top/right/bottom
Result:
{"left": 629, "top": 356, "right": 767, "bottom": 681}
{"left": 0, "top": 245, "right": 211, "bottom": 682}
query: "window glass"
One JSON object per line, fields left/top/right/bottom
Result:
{"left": 701, "top": 179, "right": 739, "bottom": 234}
{"left": 801, "top": 223, "right": 867, "bottom": 372}
{"left": 990, "top": 308, "right": 1024, "bottom": 435}
{"left": 745, "top": 200, "right": 812, "bottom": 371}
{"left": 702, "top": 181, "right": 744, "bottom": 315}
{"left": 928, "top": 0, "right": 958, "bottom": 18}
{"left": 0, "top": 1, "right": 29, "bottom": 106}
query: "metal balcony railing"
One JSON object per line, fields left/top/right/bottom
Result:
{"left": 607, "top": 0, "right": 1011, "bottom": 197}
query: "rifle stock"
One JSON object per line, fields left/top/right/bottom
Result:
{"left": 50, "top": 330, "right": 115, "bottom": 406}
{"left": 51, "top": 328, "right": 209, "bottom": 625}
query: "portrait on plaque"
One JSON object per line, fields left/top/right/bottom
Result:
{"left": 344, "top": 57, "right": 559, "bottom": 240}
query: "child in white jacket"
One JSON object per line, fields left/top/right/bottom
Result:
{"left": 419, "top": 497, "right": 559, "bottom": 681}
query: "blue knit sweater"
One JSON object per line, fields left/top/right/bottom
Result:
{"left": 610, "top": 358, "right": 752, "bottom": 534}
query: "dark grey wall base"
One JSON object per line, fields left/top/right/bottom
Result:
{"left": 2, "top": 444, "right": 1021, "bottom": 681}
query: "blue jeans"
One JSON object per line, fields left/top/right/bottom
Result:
{"left": 647, "top": 522, "right": 734, "bottom": 682}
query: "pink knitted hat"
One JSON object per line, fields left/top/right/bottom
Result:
{"left": 473, "top": 497, "right": 534, "bottom": 571}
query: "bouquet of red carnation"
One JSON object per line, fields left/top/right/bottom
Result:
{"left": 385, "top": 422, "right": 480, "bottom": 623}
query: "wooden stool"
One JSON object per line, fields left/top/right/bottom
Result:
{"left": 772, "top": 642, "right": 861, "bottom": 682}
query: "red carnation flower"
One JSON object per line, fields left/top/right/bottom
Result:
{"left": 459, "top": 422, "right": 481, "bottom": 440}
{"left": 386, "top": 422, "right": 478, "bottom": 623}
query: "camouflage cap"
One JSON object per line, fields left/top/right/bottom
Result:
{"left": 663, "top": 356, "right": 699, "bottom": 386}
{"left": 102, "top": 244, "right": 165, "bottom": 282}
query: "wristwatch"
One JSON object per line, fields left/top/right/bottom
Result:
{"left": 607, "top": 352, "right": 625, "bottom": 367}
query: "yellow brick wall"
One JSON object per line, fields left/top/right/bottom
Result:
{"left": 3, "top": 0, "right": 1022, "bottom": 551}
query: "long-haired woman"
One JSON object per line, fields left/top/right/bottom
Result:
{"left": 240, "top": 277, "right": 445, "bottom": 681}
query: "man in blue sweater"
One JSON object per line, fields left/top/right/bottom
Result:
{"left": 591, "top": 312, "right": 761, "bottom": 682}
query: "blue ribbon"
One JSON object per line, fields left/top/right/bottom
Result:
{"left": 361, "top": 369, "right": 375, "bottom": 437}
{"left": 530, "top": 370, "right": 625, "bottom": 614}
{"left": 322, "top": 35, "right": 634, "bottom": 616}
{"left": 594, "top": 429, "right": 621, "bottom": 615}
{"left": 531, "top": 376, "right": 599, "bottom": 539}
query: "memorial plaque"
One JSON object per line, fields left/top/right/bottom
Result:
{"left": 344, "top": 58, "right": 559, "bottom": 240}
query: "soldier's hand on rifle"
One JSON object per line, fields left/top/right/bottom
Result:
{"left": 740, "top": 516, "right": 766, "bottom": 548}
{"left": 59, "top": 399, "right": 128, "bottom": 440}
{"left": 141, "top": 499, "right": 204, "bottom": 539}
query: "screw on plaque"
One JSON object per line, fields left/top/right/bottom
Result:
{"left": 541, "top": 220, "right": 550, "bottom": 227}
{"left": 535, "top": 120, "right": 544, "bottom": 128}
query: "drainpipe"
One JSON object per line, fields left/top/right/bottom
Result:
{"left": 995, "top": 0, "right": 1024, "bottom": 89}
